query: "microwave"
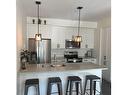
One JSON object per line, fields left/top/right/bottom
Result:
{"left": 65, "top": 40, "right": 80, "bottom": 49}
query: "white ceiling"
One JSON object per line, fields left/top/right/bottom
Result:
{"left": 20, "top": 0, "right": 111, "bottom": 21}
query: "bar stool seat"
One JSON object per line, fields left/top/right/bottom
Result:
{"left": 47, "top": 77, "right": 63, "bottom": 95}
{"left": 66, "top": 76, "right": 82, "bottom": 95}
{"left": 24, "top": 78, "right": 40, "bottom": 95}
{"left": 84, "top": 75, "right": 101, "bottom": 95}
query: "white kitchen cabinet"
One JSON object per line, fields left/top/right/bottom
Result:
{"left": 51, "top": 26, "right": 66, "bottom": 49}
{"left": 83, "top": 58, "right": 96, "bottom": 64}
{"left": 80, "top": 28, "right": 95, "bottom": 48}
{"left": 27, "top": 24, "right": 52, "bottom": 38}
{"left": 27, "top": 18, "right": 95, "bottom": 49}
{"left": 27, "top": 24, "right": 37, "bottom": 38}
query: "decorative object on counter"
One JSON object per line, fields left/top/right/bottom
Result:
{"left": 57, "top": 43, "right": 60, "bottom": 48}
{"left": 74, "top": 7, "right": 83, "bottom": 43}
{"left": 21, "top": 57, "right": 26, "bottom": 70}
{"left": 85, "top": 44, "right": 88, "bottom": 48}
{"left": 35, "top": 1, "right": 42, "bottom": 41}
{"left": 44, "top": 20, "right": 47, "bottom": 25}
{"left": 32, "top": 19, "right": 35, "bottom": 24}
{"left": 20, "top": 49, "right": 30, "bottom": 69}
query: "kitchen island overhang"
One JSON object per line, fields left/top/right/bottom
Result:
{"left": 19, "top": 63, "right": 107, "bottom": 73}
{"left": 17, "top": 63, "right": 107, "bottom": 95}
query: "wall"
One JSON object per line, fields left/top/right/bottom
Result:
{"left": 95, "top": 17, "right": 111, "bottom": 82}
{"left": 94, "top": 17, "right": 111, "bottom": 64}
{"left": 16, "top": 0, "right": 26, "bottom": 71}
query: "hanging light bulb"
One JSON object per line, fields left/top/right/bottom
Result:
{"left": 35, "top": 1, "right": 42, "bottom": 41}
{"left": 74, "top": 7, "right": 83, "bottom": 42}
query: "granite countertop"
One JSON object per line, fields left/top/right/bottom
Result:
{"left": 19, "top": 62, "right": 107, "bottom": 73}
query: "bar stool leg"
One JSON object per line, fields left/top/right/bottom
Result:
{"left": 75, "top": 82, "right": 79, "bottom": 95}
{"left": 93, "top": 81, "right": 96, "bottom": 95}
{"left": 47, "top": 83, "right": 51, "bottom": 95}
{"left": 90, "top": 80, "right": 93, "bottom": 95}
{"left": 38, "top": 85, "right": 40, "bottom": 95}
{"left": 79, "top": 82, "right": 83, "bottom": 95}
{"left": 100, "top": 78, "right": 102, "bottom": 95}
{"left": 66, "top": 80, "right": 69, "bottom": 95}
{"left": 57, "top": 83, "right": 63, "bottom": 95}
{"left": 84, "top": 79, "right": 87, "bottom": 95}
{"left": 70, "top": 81, "right": 73, "bottom": 95}
{"left": 24, "top": 85, "right": 28, "bottom": 95}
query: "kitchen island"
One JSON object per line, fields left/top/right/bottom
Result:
{"left": 17, "top": 63, "right": 107, "bottom": 95}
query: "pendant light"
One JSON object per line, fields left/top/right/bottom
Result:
{"left": 74, "top": 7, "right": 83, "bottom": 42}
{"left": 35, "top": 1, "right": 42, "bottom": 41}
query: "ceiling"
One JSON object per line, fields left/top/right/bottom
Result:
{"left": 20, "top": 0, "right": 111, "bottom": 21}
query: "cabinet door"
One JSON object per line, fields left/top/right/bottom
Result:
{"left": 27, "top": 24, "right": 37, "bottom": 38}
{"left": 51, "top": 26, "right": 66, "bottom": 49}
{"left": 84, "top": 28, "right": 94, "bottom": 48}
{"left": 79, "top": 28, "right": 95, "bottom": 48}
{"left": 39, "top": 25, "right": 52, "bottom": 38}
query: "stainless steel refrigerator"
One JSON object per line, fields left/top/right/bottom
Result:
{"left": 28, "top": 38, "right": 51, "bottom": 64}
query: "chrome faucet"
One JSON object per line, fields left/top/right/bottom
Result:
{"left": 53, "top": 54, "right": 57, "bottom": 62}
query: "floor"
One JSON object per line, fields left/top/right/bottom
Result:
{"left": 102, "top": 79, "right": 111, "bottom": 95}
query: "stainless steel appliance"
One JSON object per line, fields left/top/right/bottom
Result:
{"left": 64, "top": 51, "right": 82, "bottom": 63}
{"left": 28, "top": 38, "right": 51, "bottom": 64}
{"left": 65, "top": 40, "right": 80, "bottom": 49}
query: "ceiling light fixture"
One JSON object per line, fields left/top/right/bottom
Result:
{"left": 35, "top": 1, "right": 42, "bottom": 41}
{"left": 74, "top": 6, "right": 83, "bottom": 42}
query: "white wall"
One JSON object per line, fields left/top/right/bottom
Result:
{"left": 16, "top": 0, "right": 27, "bottom": 71}
{"left": 95, "top": 17, "right": 111, "bottom": 82}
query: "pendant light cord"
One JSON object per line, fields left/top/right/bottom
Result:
{"left": 78, "top": 8, "right": 81, "bottom": 36}
{"left": 37, "top": 3, "right": 39, "bottom": 34}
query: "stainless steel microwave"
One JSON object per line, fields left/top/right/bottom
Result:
{"left": 65, "top": 40, "right": 80, "bottom": 49}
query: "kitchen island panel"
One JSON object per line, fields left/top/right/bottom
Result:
{"left": 18, "top": 68, "right": 103, "bottom": 95}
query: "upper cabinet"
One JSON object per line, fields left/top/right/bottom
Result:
{"left": 26, "top": 17, "right": 97, "bottom": 49}
{"left": 82, "top": 28, "right": 95, "bottom": 48}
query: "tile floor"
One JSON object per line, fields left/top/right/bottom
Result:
{"left": 102, "top": 79, "right": 111, "bottom": 95}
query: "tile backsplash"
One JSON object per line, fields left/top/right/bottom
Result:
{"left": 51, "top": 48, "right": 93, "bottom": 60}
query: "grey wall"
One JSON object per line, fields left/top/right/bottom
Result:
{"left": 16, "top": 0, "right": 27, "bottom": 71}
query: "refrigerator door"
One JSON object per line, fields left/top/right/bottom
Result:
{"left": 36, "top": 39, "right": 51, "bottom": 64}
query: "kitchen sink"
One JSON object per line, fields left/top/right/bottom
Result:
{"left": 41, "top": 64, "right": 66, "bottom": 68}
{"left": 50, "top": 64, "right": 66, "bottom": 67}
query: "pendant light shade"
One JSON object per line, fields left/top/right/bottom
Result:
{"left": 35, "top": 1, "right": 42, "bottom": 41}
{"left": 74, "top": 36, "right": 82, "bottom": 42}
{"left": 74, "top": 7, "right": 83, "bottom": 42}
{"left": 35, "top": 34, "right": 42, "bottom": 40}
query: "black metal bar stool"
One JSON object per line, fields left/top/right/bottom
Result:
{"left": 65, "top": 76, "right": 83, "bottom": 95}
{"left": 24, "top": 78, "right": 40, "bottom": 95}
{"left": 84, "top": 75, "right": 101, "bottom": 95}
{"left": 47, "top": 77, "right": 63, "bottom": 95}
